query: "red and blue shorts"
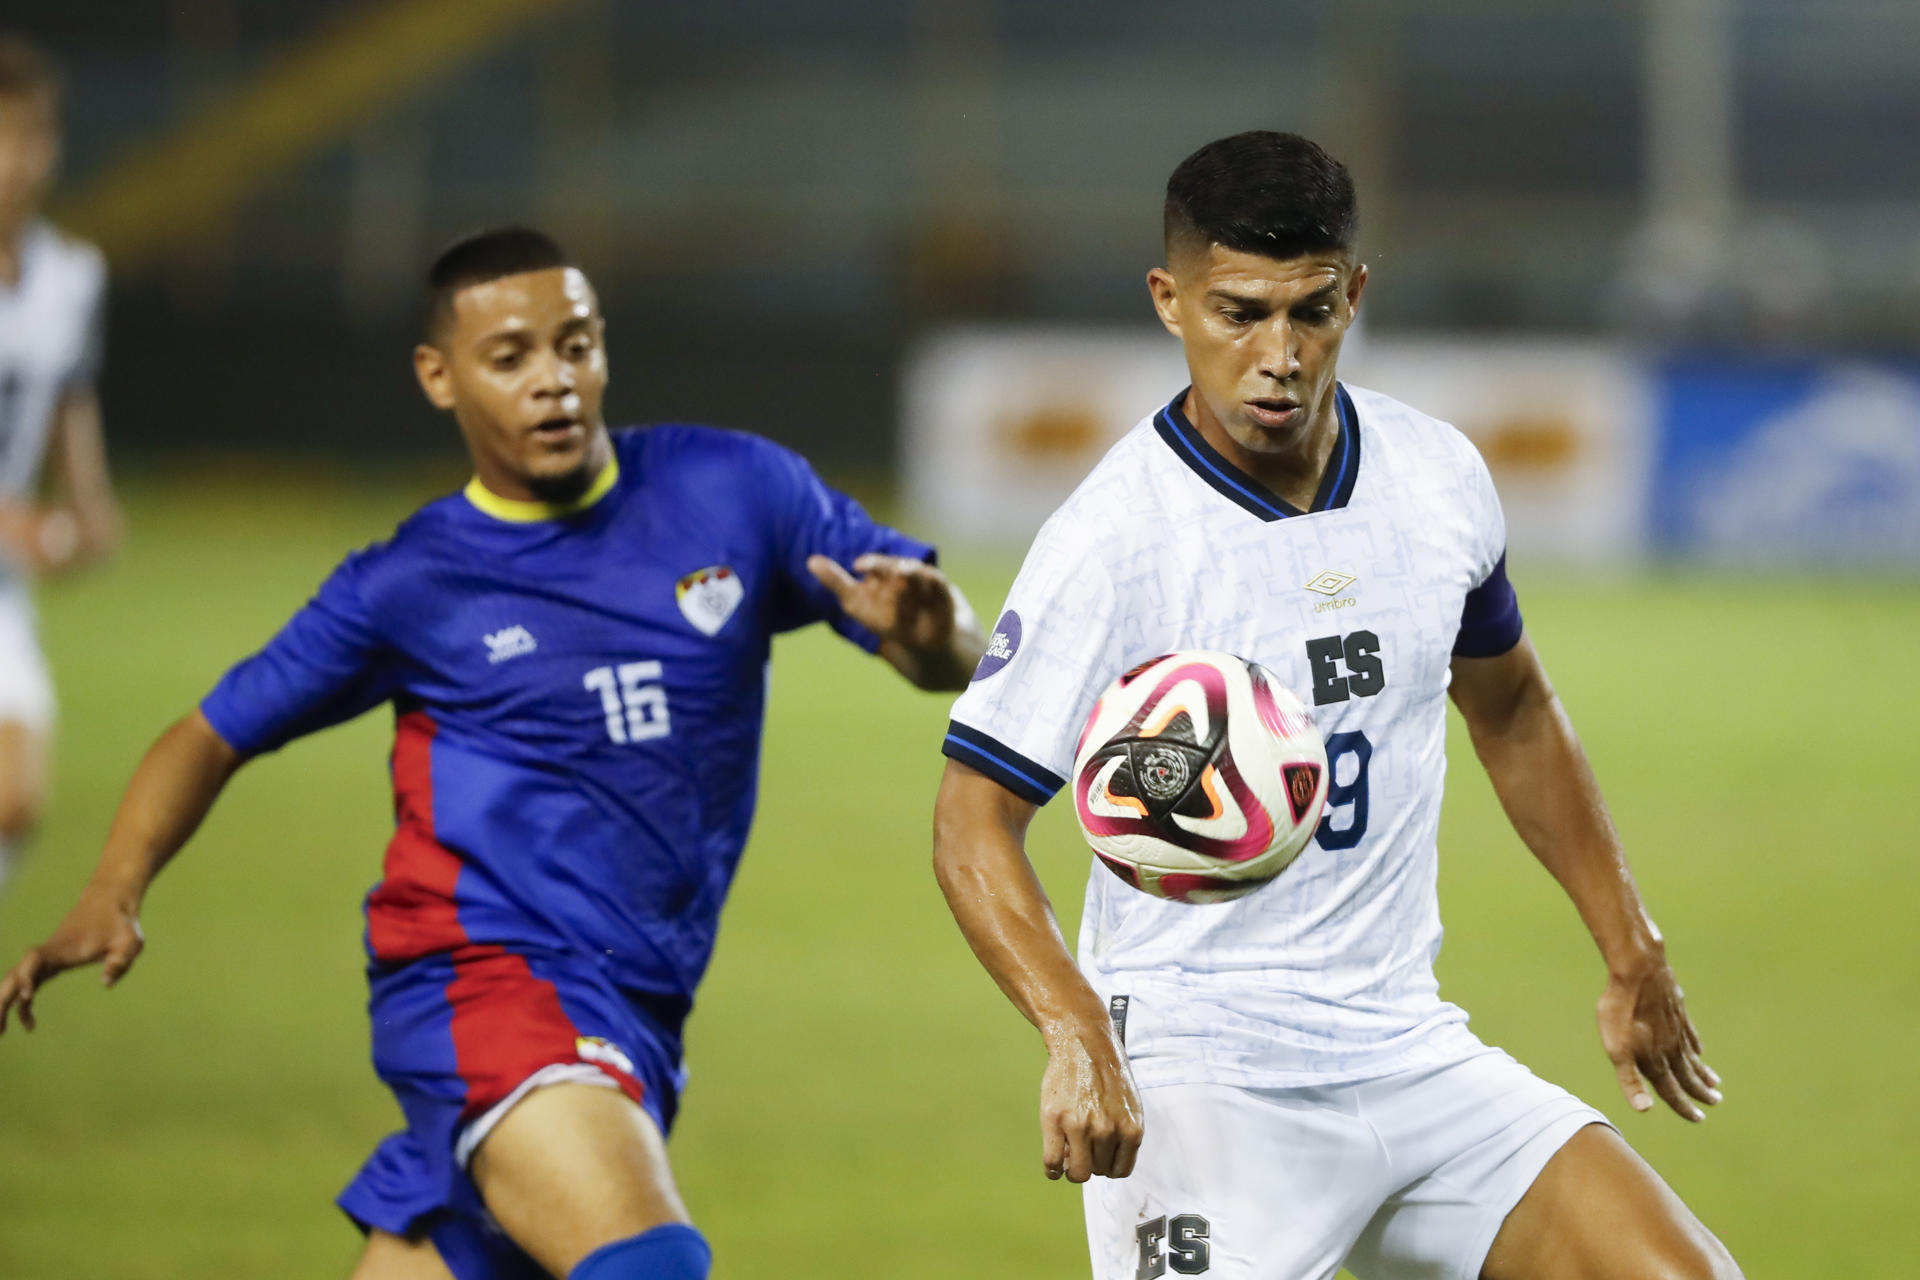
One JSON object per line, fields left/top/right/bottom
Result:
{"left": 337, "top": 944, "right": 685, "bottom": 1279}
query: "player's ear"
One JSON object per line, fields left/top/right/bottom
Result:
{"left": 413, "top": 343, "right": 457, "bottom": 411}
{"left": 1146, "top": 266, "right": 1184, "bottom": 339}
{"left": 1345, "top": 262, "right": 1368, "bottom": 320}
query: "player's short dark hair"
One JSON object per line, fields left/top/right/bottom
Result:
{"left": 0, "top": 33, "right": 64, "bottom": 109}
{"left": 1164, "top": 131, "right": 1357, "bottom": 264}
{"left": 423, "top": 226, "right": 573, "bottom": 341}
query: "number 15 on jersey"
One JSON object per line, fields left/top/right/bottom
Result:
{"left": 584, "top": 662, "right": 671, "bottom": 744}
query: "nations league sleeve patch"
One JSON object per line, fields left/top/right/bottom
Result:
{"left": 972, "top": 609, "right": 1021, "bottom": 681}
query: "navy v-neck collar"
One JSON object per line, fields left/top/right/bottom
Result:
{"left": 1153, "top": 384, "right": 1362, "bottom": 522}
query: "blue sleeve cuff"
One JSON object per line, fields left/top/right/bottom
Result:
{"left": 198, "top": 688, "right": 266, "bottom": 757}
{"left": 1452, "top": 552, "right": 1524, "bottom": 658}
{"left": 941, "top": 721, "right": 1065, "bottom": 806}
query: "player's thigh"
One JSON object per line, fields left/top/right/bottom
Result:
{"left": 0, "top": 718, "right": 48, "bottom": 835}
{"left": 1481, "top": 1124, "right": 1740, "bottom": 1280}
{"left": 350, "top": 1229, "right": 460, "bottom": 1280}
{"left": 470, "top": 1080, "right": 691, "bottom": 1279}
{"left": 1084, "top": 1082, "right": 1388, "bottom": 1280}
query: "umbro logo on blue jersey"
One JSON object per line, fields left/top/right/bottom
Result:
{"left": 484, "top": 625, "right": 539, "bottom": 663}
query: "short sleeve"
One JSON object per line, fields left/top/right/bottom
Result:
{"left": 943, "top": 515, "right": 1123, "bottom": 805}
{"left": 65, "top": 264, "right": 106, "bottom": 390}
{"left": 200, "top": 551, "right": 402, "bottom": 755}
{"left": 754, "top": 438, "right": 937, "bottom": 650}
{"left": 1451, "top": 441, "right": 1524, "bottom": 658}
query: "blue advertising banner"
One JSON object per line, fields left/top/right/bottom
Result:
{"left": 1653, "top": 359, "right": 1920, "bottom": 563}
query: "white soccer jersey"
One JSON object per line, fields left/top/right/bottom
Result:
{"left": 0, "top": 220, "right": 106, "bottom": 503}
{"left": 946, "top": 384, "right": 1522, "bottom": 1089}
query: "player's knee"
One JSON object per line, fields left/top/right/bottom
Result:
{"left": 568, "top": 1223, "right": 710, "bottom": 1280}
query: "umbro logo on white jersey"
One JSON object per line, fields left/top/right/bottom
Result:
{"left": 484, "top": 625, "right": 539, "bottom": 663}
{"left": 1304, "top": 571, "right": 1356, "bottom": 596}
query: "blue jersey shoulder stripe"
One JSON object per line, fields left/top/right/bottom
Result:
{"left": 942, "top": 721, "right": 1064, "bottom": 805}
{"left": 1452, "top": 552, "right": 1524, "bottom": 657}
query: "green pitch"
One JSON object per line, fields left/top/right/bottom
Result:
{"left": 0, "top": 476, "right": 1913, "bottom": 1277}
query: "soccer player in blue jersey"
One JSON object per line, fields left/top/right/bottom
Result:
{"left": 0, "top": 227, "right": 984, "bottom": 1280}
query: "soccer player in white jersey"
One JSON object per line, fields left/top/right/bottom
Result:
{"left": 0, "top": 35, "right": 122, "bottom": 894}
{"left": 933, "top": 132, "right": 1742, "bottom": 1279}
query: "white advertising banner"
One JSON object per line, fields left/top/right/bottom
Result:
{"left": 901, "top": 326, "right": 1187, "bottom": 544}
{"left": 901, "top": 328, "right": 1652, "bottom": 563}
{"left": 1341, "top": 339, "right": 1654, "bottom": 562}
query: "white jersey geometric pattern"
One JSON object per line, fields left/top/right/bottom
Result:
{"left": 946, "top": 384, "right": 1519, "bottom": 1089}
{"left": 0, "top": 220, "right": 106, "bottom": 504}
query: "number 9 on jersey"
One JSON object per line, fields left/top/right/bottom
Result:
{"left": 1072, "top": 651, "right": 1329, "bottom": 904}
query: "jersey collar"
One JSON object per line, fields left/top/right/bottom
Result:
{"left": 1153, "top": 384, "right": 1361, "bottom": 522}
{"left": 463, "top": 453, "right": 620, "bottom": 523}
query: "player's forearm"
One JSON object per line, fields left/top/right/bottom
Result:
{"left": 47, "top": 388, "right": 123, "bottom": 572}
{"left": 932, "top": 765, "right": 1111, "bottom": 1038}
{"left": 1465, "top": 675, "right": 1662, "bottom": 978}
{"left": 881, "top": 587, "right": 986, "bottom": 691}
{"left": 0, "top": 502, "right": 117, "bottom": 578}
{"left": 84, "top": 711, "right": 242, "bottom": 910}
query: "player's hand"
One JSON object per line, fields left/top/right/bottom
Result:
{"left": 1596, "top": 951, "right": 1721, "bottom": 1122}
{"left": 0, "top": 501, "right": 39, "bottom": 576}
{"left": 1039, "top": 1019, "right": 1145, "bottom": 1183}
{"left": 0, "top": 887, "right": 145, "bottom": 1036}
{"left": 807, "top": 553, "right": 956, "bottom": 652}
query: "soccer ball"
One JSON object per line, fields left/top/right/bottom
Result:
{"left": 1072, "top": 651, "right": 1328, "bottom": 904}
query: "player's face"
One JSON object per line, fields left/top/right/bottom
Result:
{"left": 0, "top": 90, "right": 58, "bottom": 237}
{"left": 1147, "top": 244, "right": 1366, "bottom": 460}
{"left": 414, "top": 267, "right": 611, "bottom": 503}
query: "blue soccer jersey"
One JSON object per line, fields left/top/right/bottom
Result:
{"left": 201, "top": 424, "right": 931, "bottom": 1041}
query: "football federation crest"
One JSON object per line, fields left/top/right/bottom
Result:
{"left": 675, "top": 565, "right": 744, "bottom": 636}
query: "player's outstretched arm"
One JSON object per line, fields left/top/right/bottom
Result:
{"left": 807, "top": 554, "right": 986, "bottom": 690}
{"left": 1449, "top": 636, "right": 1722, "bottom": 1123}
{"left": 0, "top": 710, "right": 241, "bottom": 1034}
{"left": 932, "top": 759, "right": 1144, "bottom": 1182}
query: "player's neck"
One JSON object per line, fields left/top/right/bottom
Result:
{"left": 1185, "top": 387, "right": 1342, "bottom": 512}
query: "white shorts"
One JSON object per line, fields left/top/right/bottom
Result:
{"left": 1084, "top": 1046, "right": 1608, "bottom": 1280}
{"left": 0, "top": 592, "right": 53, "bottom": 734}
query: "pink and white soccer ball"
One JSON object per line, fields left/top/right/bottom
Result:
{"left": 1072, "top": 651, "right": 1328, "bottom": 904}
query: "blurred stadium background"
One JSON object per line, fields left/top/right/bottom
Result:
{"left": 2, "top": 1, "right": 1917, "bottom": 1275}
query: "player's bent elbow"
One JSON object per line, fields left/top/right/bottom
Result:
{"left": 1647, "top": 1227, "right": 1743, "bottom": 1280}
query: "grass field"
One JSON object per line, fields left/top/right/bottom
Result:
{"left": 0, "top": 474, "right": 1915, "bottom": 1277}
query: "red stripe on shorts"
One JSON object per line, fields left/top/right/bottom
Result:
{"left": 445, "top": 946, "right": 646, "bottom": 1122}
{"left": 365, "top": 711, "right": 469, "bottom": 963}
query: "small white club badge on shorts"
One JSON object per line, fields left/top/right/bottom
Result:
{"left": 675, "top": 565, "right": 744, "bottom": 636}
